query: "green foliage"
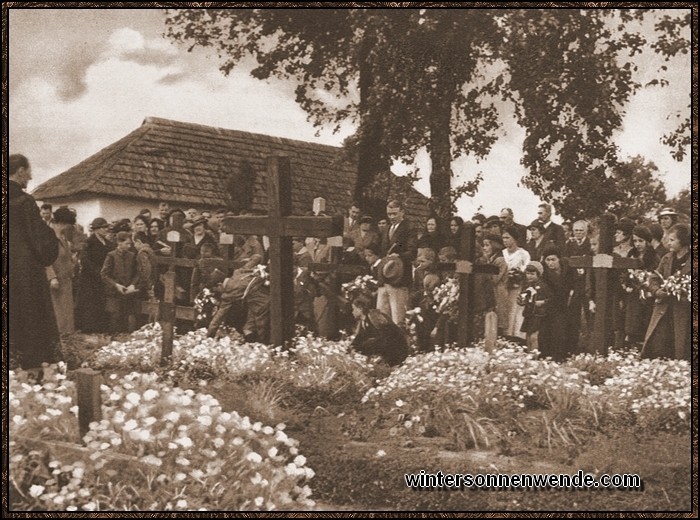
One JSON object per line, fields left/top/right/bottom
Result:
{"left": 165, "top": 9, "right": 689, "bottom": 221}
{"left": 607, "top": 155, "right": 667, "bottom": 220}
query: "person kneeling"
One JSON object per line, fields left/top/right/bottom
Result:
{"left": 351, "top": 294, "right": 408, "bottom": 367}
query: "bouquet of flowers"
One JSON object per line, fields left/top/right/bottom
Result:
{"left": 507, "top": 268, "right": 524, "bottom": 289}
{"left": 404, "top": 307, "right": 424, "bottom": 350}
{"left": 659, "top": 273, "right": 691, "bottom": 302}
{"left": 342, "top": 274, "right": 379, "bottom": 301}
{"left": 252, "top": 264, "right": 270, "bottom": 287}
{"left": 193, "top": 287, "right": 220, "bottom": 327}
{"left": 621, "top": 269, "right": 654, "bottom": 300}
{"left": 432, "top": 276, "right": 460, "bottom": 321}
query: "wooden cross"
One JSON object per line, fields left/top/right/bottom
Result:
{"left": 308, "top": 244, "right": 369, "bottom": 339}
{"left": 568, "top": 213, "right": 640, "bottom": 355}
{"left": 434, "top": 222, "right": 499, "bottom": 347}
{"left": 146, "top": 232, "right": 244, "bottom": 364}
{"left": 222, "top": 156, "right": 343, "bottom": 346}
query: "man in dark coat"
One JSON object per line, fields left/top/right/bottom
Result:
{"left": 9, "top": 154, "right": 60, "bottom": 369}
{"left": 76, "top": 217, "right": 114, "bottom": 332}
{"left": 536, "top": 203, "right": 566, "bottom": 250}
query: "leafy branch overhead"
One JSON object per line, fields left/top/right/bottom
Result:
{"left": 165, "top": 9, "right": 689, "bottom": 220}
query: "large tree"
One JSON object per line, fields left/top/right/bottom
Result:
{"left": 607, "top": 155, "right": 667, "bottom": 221}
{"left": 165, "top": 9, "right": 690, "bottom": 219}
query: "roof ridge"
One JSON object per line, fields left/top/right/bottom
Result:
{"left": 141, "top": 116, "right": 345, "bottom": 154}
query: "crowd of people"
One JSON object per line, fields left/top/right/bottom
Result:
{"left": 9, "top": 153, "right": 691, "bottom": 371}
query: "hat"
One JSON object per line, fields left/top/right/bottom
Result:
{"left": 527, "top": 219, "right": 545, "bottom": 232}
{"left": 483, "top": 233, "right": 504, "bottom": 249}
{"left": 381, "top": 256, "right": 404, "bottom": 286}
{"left": 648, "top": 222, "right": 664, "bottom": 242}
{"left": 90, "top": 217, "right": 109, "bottom": 230}
{"left": 191, "top": 215, "right": 209, "bottom": 229}
{"left": 207, "top": 268, "right": 227, "bottom": 286}
{"left": 484, "top": 215, "right": 502, "bottom": 228}
{"left": 542, "top": 244, "right": 561, "bottom": 259}
{"left": 632, "top": 225, "right": 652, "bottom": 243}
{"left": 657, "top": 207, "right": 678, "bottom": 218}
{"left": 615, "top": 217, "right": 635, "bottom": 236}
{"left": 525, "top": 261, "right": 543, "bottom": 276}
{"left": 360, "top": 215, "right": 374, "bottom": 224}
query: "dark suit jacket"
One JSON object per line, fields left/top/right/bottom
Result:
{"left": 380, "top": 220, "right": 417, "bottom": 288}
{"left": 541, "top": 221, "right": 566, "bottom": 250}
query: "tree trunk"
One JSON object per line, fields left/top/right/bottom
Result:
{"left": 356, "top": 32, "right": 390, "bottom": 219}
{"left": 428, "top": 76, "right": 453, "bottom": 220}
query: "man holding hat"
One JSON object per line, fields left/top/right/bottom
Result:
{"left": 377, "top": 199, "right": 417, "bottom": 327}
{"left": 75, "top": 216, "right": 114, "bottom": 333}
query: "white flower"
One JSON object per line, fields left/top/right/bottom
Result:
{"left": 376, "top": 449, "right": 386, "bottom": 457}
{"left": 143, "top": 389, "right": 158, "bottom": 401}
{"left": 29, "top": 485, "right": 45, "bottom": 498}
{"left": 122, "top": 419, "right": 137, "bottom": 432}
{"left": 246, "top": 452, "right": 263, "bottom": 464}
{"left": 176, "top": 499, "right": 188, "bottom": 509}
{"left": 294, "top": 454, "right": 307, "bottom": 466}
{"left": 395, "top": 399, "right": 405, "bottom": 407}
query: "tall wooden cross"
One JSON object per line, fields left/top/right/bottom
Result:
{"left": 568, "top": 213, "right": 640, "bottom": 355}
{"left": 436, "top": 222, "right": 499, "bottom": 347}
{"left": 222, "top": 156, "right": 343, "bottom": 346}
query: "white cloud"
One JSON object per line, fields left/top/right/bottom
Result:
{"left": 108, "top": 27, "right": 145, "bottom": 53}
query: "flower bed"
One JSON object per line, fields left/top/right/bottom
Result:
{"left": 9, "top": 365, "right": 314, "bottom": 511}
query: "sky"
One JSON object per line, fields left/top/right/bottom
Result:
{"left": 8, "top": 8, "right": 692, "bottom": 224}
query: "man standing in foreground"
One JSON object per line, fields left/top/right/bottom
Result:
{"left": 377, "top": 199, "right": 417, "bottom": 327}
{"left": 9, "top": 154, "right": 61, "bottom": 370}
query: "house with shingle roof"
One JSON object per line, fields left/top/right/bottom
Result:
{"left": 32, "top": 117, "right": 431, "bottom": 230}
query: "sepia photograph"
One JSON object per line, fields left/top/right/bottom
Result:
{"left": 4, "top": 4, "right": 695, "bottom": 514}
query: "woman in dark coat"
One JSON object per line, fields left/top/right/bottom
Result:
{"left": 9, "top": 154, "right": 60, "bottom": 369}
{"left": 642, "top": 224, "right": 691, "bottom": 361}
{"left": 622, "top": 226, "right": 659, "bottom": 348}
{"left": 540, "top": 245, "right": 575, "bottom": 361}
{"left": 75, "top": 217, "right": 114, "bottom": 332}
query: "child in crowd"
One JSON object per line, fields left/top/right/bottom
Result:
{"left": 101, "top": 231, "right": 139, "bottom": 334}
{"left": 517, "top": 261, "right": 550, "bottom": 351}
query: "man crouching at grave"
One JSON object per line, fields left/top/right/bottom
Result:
{"left": 351, "top": 294, "right": 408, "bottom": 367}
{"left": 207, "top": 255, "right": 268, "bottom": 343}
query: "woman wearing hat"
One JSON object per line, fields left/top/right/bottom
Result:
{"left": 622, "top": 225, "right": 659, "bottom": 348}
{"left": 642, "top": 223, "right": 691, "bottom": 361}
{"left": 46, "top": 207, "right": 78, "bottom": 335}
{"left": 540, "top": 245, "right": 575, "bottom": 361}
{"left": 501, "top": 226, "right": 531, "bottom": 341}
{"left": 75, "top": 217, "right": 114, "bottom": 333}
{"left": 657, "top": 207, "right": 679, "bottom": 249}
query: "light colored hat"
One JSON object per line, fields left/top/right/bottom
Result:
{"left": 657, "top": 207, "right": 678, "bottom": 218}
{"left": 525, "top": 261, "right": 543, "bottom": 276}
{"left": 381, "top": 257, "right": 404, "bottom": 286}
